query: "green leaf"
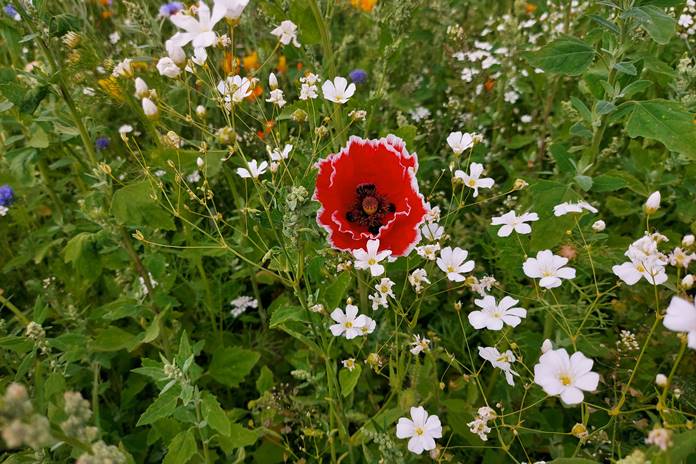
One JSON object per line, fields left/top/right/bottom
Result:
{"left": 620, "top": 80, "right": 652, "bottom": 99}
{"left": 574, "top": 175, "right": 593, "bottom": 191}
{"left": 592, "top": 175, "right": 627, "bottom": 192}
{"left": 589, "top": 14, "right": 620, "bottom": 34}
{"left": 111, "top": 181, "right": 175, "bottom": 230}
{"left": 321, "top": 272, "right": 352, "bottom": 310}
{"left": 624, "top": 5, "right": 676, "bottom": 44}
{"left": 570, "top": 97, "right": 592, "bottom": 123}
{"left": 621, "top": 99, "right": 696, "bottom": 160}
{"left": 613, "top": 61, "right": 637, "bottom": 76}
{"left": 216, "top": 424, "right": 258, "bottom": 453}
{"left": 163, "top": 428, "right": 197, "bottom": 464}
{"left": 201, "top": 392, "right": 230, "bottom": 437}
{"left": 269, "top": 305, "right": 307, "bottom": 327}
{"left": 137, "top": 385, "right": 180, "bottom": 426}
{"left": 669, "top": 429, "right": 696, "bottom": 461}
{"left": 91, "top": 327, "right": 138, "bottom": 352}
{"left": 256, "top": 365, "right": 274, "bottom": 393}
{"left": 596, "top": 100, "right": 617, "bottom": 115}
{"left": 524, "top": 36, "right": 595, "bottom": 76}
{"left": 339, "top": 364, "right": 362, "bottom": 397}
{"left": 208, "top": 346, "right": 260, "bottom": 388}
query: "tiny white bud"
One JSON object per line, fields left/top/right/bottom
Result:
{"left": 682, "top": 234, "right": 695, "bottom": 247}
{"left": 195, "top": 105, "right": 206, "bottom": 118}
{"left": 592, "top": 220, "right": 606, "bottom": 232}
{"left": 142, "top": 98, "right": 158, "bottom": 118}
{"left": 269, "top": 72, "right": 278, "bottom": 90}
{"left": 541, "top": 339, "right": 553, "bottom": 353}
{"left": 134, "top": 77, "right": 149, "bottom": 99}
{"left": 644, "top": 191, "right": 661, "bottom": 214}
{"left": 682, "top": 274, "right": 694, "bottom": 289}
{"left": 196, "top": 157, "right": 204, "bottom": 168}
{"left": 655, "top": 373, "right": 668, "bottom": 387}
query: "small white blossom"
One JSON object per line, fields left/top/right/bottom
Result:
{"left": 353, "top": 239, "right": 391, "bottom": 277}
{"left": 322, "top": 76, "right": 356, "bottom": 104}
{"left": 271, "top": 19, "right": 300, "bottom": 47}
{"left": 236, "top": 159, "right": 268, "bottom": 179}
{"left": 437, "top": 246, "right": 475, "bottom": 282}
{"left": 396, "top": 407, "right": 442, "bottom": 455}
{"left": 523, "top": 250, "right": 576, "bottom": 289}
{"left": 490, "top": 210, "right": 538, "bottom": 237}
{"left": 454, "top": 162, "right": 494, "bottom": 197}
{"left": 533, "top": 347, "right": 599, "bottom": 405}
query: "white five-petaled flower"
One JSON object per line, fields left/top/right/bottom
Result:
{"left": 271, "top": 19, "right": 300, "bottom": 47}
{"left": 468, "top": 296, "right": 527, "bottom": 331}
{"left": 437, "top": 246, "right": 475, "bottom": 282}
{"left": 612, "top": 255, "right": 668, "bottom": 286}
{"left": 375, "top": 278, "right": 395, "bottom": 298}
{"left": 142, "top": 98, "right": 158, "bottom": 117}
{"left": 236, "top": 159, "right": 268, "bottom": 179}
{"left": 157, "top": 57, "right": 181, "bottom": 78}
{"left": 533, "top": 347, "right": 599, "bottom": 405}
{"left": 214, "top": 0, "right": 249, "bottom": 20}
{"left": 265, "top": 88, "right": 286, "bottom": 107}
{"left": 169, "top": 1, "right": 224, "bottom": 49}
{"left": 217, "top": 75, "right": 253, "bottom": 103}
{"left": 490, "top": 210, "right": 539, "bottom": 237}
{"left": 395, "top": 406, "right": 442, "bottom": 455}
{"left": 447, "top": 131, "right": 474, "bottom": 155}
{"left": 523, "top": 249, "right": 576, "bottom": 289}
{"left": 409, "top": 268, "right": 430, "bottom": 293}
{"left": 553, "top": 201, "right": 598, "bottom": 216}
{"left": 268, "top": 143, "right": 293, "bottom": 161}
{"left": 421, "top": 222, "right": 444, "bottom": 241}
{"left": 454, "top": 162, "right": 494, "bottom": 197}
{"left": 410, "top": 335, "right": 431, "bottom": 355}
{"left": 329, "top": 304, "right": 370, "bottom": 340}
{"left": 353, "top": 239, "right": 391, "bottom": 277}
{"left": 322, "top": 76, "right": 356, "bottom": 104}
{"left": 478, "top": 346, "right": 519, "bottom": 386}
{"left": 663, "top": 296, "right": 696, "bottom": 350}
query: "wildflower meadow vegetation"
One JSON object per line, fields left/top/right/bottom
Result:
{"left": 2, "top": 0, "right": 696, "bottom": 462}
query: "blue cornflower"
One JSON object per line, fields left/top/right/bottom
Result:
{"left": 3, "top": 4, "right": 20, "bottom": 20}
{"left": 349, "top": 69, "right": 368, "bottom": 84}
{"left": 159, "top": 2, "right": 184, "bottom": 17}
{"left": 95, "top": 136, "right": 110, "bottom": 151}
{"left": 0, "top": 184, "right": 14, "bottom": 207}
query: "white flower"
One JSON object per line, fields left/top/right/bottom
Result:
{"left": 358, "top": 316, "right": 376, "bottom": 336}
{"left": 645, "top": 428, "right": 673, "bottom": 451}
{"left": 192, "top": 47, "right": 208, "bottom": 65}
{"left": 236, "top": 159, "right": 268, "bottom": 179}
{"left": 447, "top": 131, "right": 474, "bottom": 155}
{"left": 369, "top": 292, "right": 388, "bottom": 311}
{"left": 268, "top": 72, "right": 278, "bottom": 89}
{"left": 416, "top": 243, "right": 440, "bottom": 261}
{"left": 169, "top": 1, "right": 223, "bottom": 49}
{"left": 468, "top": 417, "right": 491, "bottom": 441}
{"left": 645, "top": 191, "right": 661, "bottom": 214}
{"left": 523, "top": 250, "right": 576, "bottom": 289}
{"left": 655, "top": 373, "right": 668, "bottom": 387}
{"left": 410, "top": 335, "right": 431, "bottom": 355}
{"left": 490, "top": 210, "right": 538, "bottom": 237}
{"left": 186, "top": 170, "right": 201, "bottom": 183}
{"left": 268, "top": 144, "right": 292, "bottom": 162}
{"left": 470, "top": 275, "right": 496, "bottom": 296}
{"left": 612, "top": 255, "right": 668, "bottom": 286}
{"left": 217, "top": 75, "right": 253, "bottom": 103}
{"left": 663, "top": 296, "right": 696, "bottom": 349}
{"left": 478, "top": 346, "right": 519, "bottom": 386}
{"left": 353, "top": 239, "right": 391, "bottom": 277}
{"left": 504, "top": 90, "right": 519, "bottom": 104}
{"left": 375, "top": 278, "right": 395, "bottom": 297}
{"left": 409, "top": 268, "right": 430, "bottom": 293}
{"left": 521, "top": 114, "right": 532, "bottom": 123}
{"left": 468, "top": 296, "right": 526, "bottom": 331}
{"left": 322, "top": 77, "right": 356, "bottom": 104}
{"left": 329, "top": 304, "right": 368, "bottom": 340}
{"left": 668, "top": 247, "right": 695, "bottom": 269}
{"left": 299, "top": 83, "right": 319, "bottom": 100}
{"left": 592, "top": 220, "right": 606, "bottom": 232}
{"left": 271, "top": 19, "right": 300, "bottom": 47}
{"left": 395, "top": 407, "right": 442, "bottom": 455}
{"left": 342, "top": 358, "right": 356, "bottom": 371}
{"left": 679, "top": 14, "right": 694, "bottom": 28}
{"left": 142, "top": 98, "right": 158, "bottom": 117}
{"left": 214, "top": 0, "right": 249, "bottom": 20}
{"left": 134, "top": 77, "right": 149, "bottom": 99}
{"left": 454, "top": 162, "right": 494, "bottom": 197}
{"left": 421, "top": 222, "right": 444, "bottom": 241}
{"left": 230, "top": 295, "right": 257, "bottom": 317}
{"left": 553, "top": 201, "right": 598, "bottom": 216}
{"left": 118, "top": 125, "right": 134, "bottom": 141}
{"left": 166, "top": 39, "right": 187, "bottom": 64}
{"left": 683, "top": 234, "right": 695, "bottom": 247}
{"left": 157, "top": 57, "right": 181, "bottom": 78}
{"left": 109, "top": 31, "right": 120, "bottom": 44}
{"left": 424, "top": 204, "right": 441, "bottom": 223}
{"left": 266, "top": 88, "right": 286, "bottom": 107}
{"left": 437, "top": 246, "right": 475, "bottom": 282}
{"left": 112, "top": 58, "right": 133, "bottom": 78}
{"left": 533, "top": 348, "right": 599, "bottom": 405}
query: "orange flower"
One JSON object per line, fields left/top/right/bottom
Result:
{"left": 297, "top": 62, "right": 304, "bottom": 71}
{"left": 264, "top": 120, "right": 275, "bottom": 133}
{"left": 243, "top": 51, "right": 260, "bottom": 71}
{"left": 101, "top": 10, "right": 112, "bottom": 19}
{"left": 247, "top": 83, "right": 264, "bottom": 100}
{"left": 484, "top": 79, "right": 496, "bottom": 92}
{"left": 276, "top": 55, "right": 288, "bottom": 74}
{"left": 525, "top": 3, "right": 537, "bottom": 14}
{"left": 351, "top": 0, "right": 377, "bottom": 12}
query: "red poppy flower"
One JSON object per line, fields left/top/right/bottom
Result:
{"left": 314, "top": 135, "right": 427, "bottom": 257}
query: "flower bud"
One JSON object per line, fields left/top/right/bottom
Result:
{"left": 291, "top": 108, "right": 308, "bottom": 123}
{"left": 644, "top": 191, "right": 660, "bottom": 214}
{"left": 682, "top": 274, "right": 694, "bottom": 289}
{"left": 216, "top": 127, "right": 236, "bottom": 145}
{"left": 541, "top": 339, "right": 553, "bottom": 353}
{"left": 592, "top": 220, "right": 606, "bottom": 232}
{"left": 655, "top": 373, "right": 668, "bottom": 387}
{"left": 134, "top": 77, "right": 149, "bottom": 99}
{"left": 195, "top": 105, "right": 207, "bottom": 119}
{"left": 196, "top": 157, "right": 204, "bottom": 168}
{"left": 142, "top": 98, "right": 158, "bottom": 118}
{"left": 268, "top": 72, "right": 278, "bottom": 90}
{"left": 682, "top": 234, "right": 695, "bottom": 247}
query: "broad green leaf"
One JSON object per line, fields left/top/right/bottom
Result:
{"left": 137, "top": 385, "right": 180, "bottom": 426}
{"left": 620, "top": 80, "right": 652, "bottom": 99}
{"left": 339, "top": 364, "right": 362, "bottom": 397}
{"left": 524, "top": 37, "right": 595, "bottom": 76}
{"left": 256, "top": 365, "right": 274, "bottom": 393}
{"left": 163, "top": 428, "right": 197, "bottom": 464}
{"left": 208, "top": 346, "right": 260, "bottom": 387}
{"left": 91, "top": 327, "right": 138, "bottom": 352}
{"left": 613, "top": 61, "right": 637, "bottom": 76}
{"left": 621, "top": 99, "right": 696, "bottom": 160}
{"left": 669, "top": 429, "right": 696, "bottom": 461}
{"left": 201, "top": 392, "right": 231, "bottom": 437}
{"left": 574, "top": 175, "right": 593, "bottom": 191}
{"left": 591, "top": 175, "right": 627, "bottom": 192}
{"left": 216, "top": 424, "right": 258, "bottom": 453}
{"left": 624, "top": 5, "right": 675, "bottom": 44}
{"left": 269, "top": 305, "right": 307, "bottom": 327}
{"left": 111, "top": 181, "right": 175, "bottom": 230}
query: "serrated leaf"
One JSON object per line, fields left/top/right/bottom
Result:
{"left": 201, "top": 392, "right": 230, "bottom": 437}
{"left": 208, "top": 346, "right": 260, "bottom": 388}
{"left": 269, "top": 305, "right": 306, "bottom": 328}
{"left": 163, "top": 428, "right": 197, "bottom": 464}
{"left": 92, "top": 327, "right": 138, "bottom": 352}
{"left": 137, "top": 385, "right": 180, "bottom": 426}
{"left": 525, "top": 36, "right": 595, "bottom": 76}
{"left": 624, "top": 5, "right": 675, "bottom": 44}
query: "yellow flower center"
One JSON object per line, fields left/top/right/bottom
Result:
{"left": 447, "top": 265, "right": 455, "bottom": 273}
{"left": 468, "top": 179, "right": 477, "bottom": 187}
{"left": 368, "top": 258, "right": 376, "bottom": 265}
{"left": 560, "top": 374, "right": 572, "bottom": 386}
{"left": 415, "top": 427, "right": 424, "bottom": 436}
{"left": 344, "top": 322, "right": 353, "bottom": 328}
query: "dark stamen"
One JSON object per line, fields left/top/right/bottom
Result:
{"left": 346, "top": 184, "right": 396, "bottom": 236}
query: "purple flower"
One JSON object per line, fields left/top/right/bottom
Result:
{"left": 349, "top": 69, "right": 368, "bottom": 84}
{"left": 95, "top": 136, "right": 110, "bottom": 151}
{"left": 159, "top": 2, "right": 184, "bottom": 17}
{"left": 3, "top": 4, "right": 20, "bottom": 20}
{"left": 0, "top": 184, "right": 14, "bottom": 207}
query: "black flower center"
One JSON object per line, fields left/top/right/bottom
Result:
{"left": 345, "top": 183, "right": 396, "bottom": 235}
